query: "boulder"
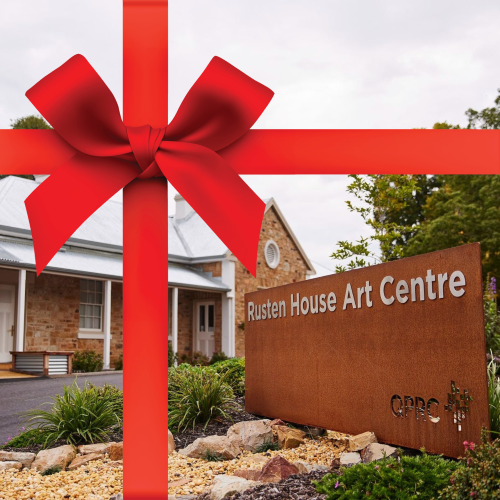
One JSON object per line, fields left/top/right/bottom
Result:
{"left": 210, "top": 475, "right": 259, "bottom": 500}
{"left": 348, "top": 432, "right": 377, "bottom": 452}
{"left": 169, "top": 429, "right": 176, "bottom": 455}
{"left": 239, "top": 454, "right": 269, "bottom": 467}
{"left": 179, "top": 435, "right": 240, "bottom": 460}
{"left": 78, "top": 443, "right": 114, "bottom": 455}
{"left": 340, "top": 452, "right": 361, "bottom": 466}
{"left": 109, "top": 442, "right": 124, "bottom": 461}
{"left": 0, "top": 451, "right": 36, "bottom": 468}
{"left": 293, "top": 461, "right": 329, "bottom": 474}
{"left": 258, "top": 455, "right": 298, "bottom": 483}
{"left": 232, "top": 469, "right": 262, "bottom": 481}
{"left": 362, "top": 443, "right": 397, "bottom": 463}
{"left": 0, "top": 461, "right": 22, "bottom": 471}
{"left": 227, "top": 420, "right": 273, "bottom": 452}
{"left": 67, "top": 452, "right": 104, "bottom": 470}
{"left": 274, "top": 425, "right": 306, "bottom": 449}
{"left": 31, "top": 445, "right": 76, "bottom": 473}
{"left": 268, "top": 419, "right": 286, "bottom": 427}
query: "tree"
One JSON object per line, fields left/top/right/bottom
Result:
{"left": 466, "top": 89, "right": 500, "bottom": 129}
{"left": 0, "top": 115, "right": 52, "bottom": 181}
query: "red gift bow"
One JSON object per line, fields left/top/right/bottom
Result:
{"left": 24, "top": 54, "right": 273, "bottom": 276}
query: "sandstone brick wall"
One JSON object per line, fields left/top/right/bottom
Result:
{"left": 234, "top": 206, "right": 310, "bottom": 357}
{"left": 171, "top": 288, "right": 222, "bottom": 359}
{"left": 25, "top": 273, "right": 123, "bottom": 368}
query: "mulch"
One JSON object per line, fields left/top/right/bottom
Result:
{"left": 197, "top": 470, "right": 334, "bottom": 500}
{"left": 171, "top": 397, "right": 263, "bottom": 450}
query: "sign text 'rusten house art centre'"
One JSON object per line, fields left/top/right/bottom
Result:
{"left": 245, "top": 244, "right": 490, "bottom": 458}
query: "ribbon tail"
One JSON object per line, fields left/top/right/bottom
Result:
{"left": 156, "top": 143, "right": 265, "bottom": 276}
{"left": 25, "top": 153, "right": 140, "bottom": 275}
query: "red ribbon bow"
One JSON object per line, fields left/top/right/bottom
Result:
{"left": 24, "top": 55, "right": 273, "bottom": 276}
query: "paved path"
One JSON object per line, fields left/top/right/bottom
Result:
{"left": 0, "top": 373, "right": 123, "bottom": 446}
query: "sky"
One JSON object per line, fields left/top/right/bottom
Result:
{"left": 1, "top": 0, "right": 499, "bottom": 276}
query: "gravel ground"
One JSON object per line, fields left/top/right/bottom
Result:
{"left": 0, "top": 457, "right": 122, "bottom": 500}
{"left": 199, "top": 470, "right": 333, "bottom": 500}
{"left": 172, "top": 397, "right": 262, "bottom": 450}
{"left": 168, "top": 433, "right": 349, "bottom": 497}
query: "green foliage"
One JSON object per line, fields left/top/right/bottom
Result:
{"left": 114, "top": 353, "right": 123, "bottom": 371}
{"left": 488, "top": 356, "right": 500, "bottom": 435}
{"left": 177, "top": 351, "right": 211, "bottom": 366}
{"left": 168, "top": 342, "right": 176, "bottom": 368}
{"left": 211, "top": 357, "right": 246, "bottom": 396}
{"left": 255, "top": 439, "right": 280, "bottom": 453}
{"left": 465, "top": 89, "right": 500, "bottom": 129}
{"left": 315, "top": 451, "right": 459, "bottom": 500}
{"left": 484, "top": 278, "right": 500, "bottom": 356}
{"left": 10, "top": 115, "right": 51, "bottom": 129}
{"left": 72, "top": 350, "right": 103, "bottom": 372}
{"left": 210, "top": 352, "right": 229, "bottom": 364}
{"left": 203, "top": 449, "right": 225, "bottom": 462}
{"left": 22, "top": 381, "right": 121, "bottom": 447}
{"left": 168, "top": 365, "right": 236, "bottom": 432}
{"left": 86, "top": 382, "right": 123, "bottom": 423}
{"left": 40, "top": 465, "right": 62, "bottom": 476}
{"left": 439, "top": 430, "right": 500, "bottom": 499}
{"left": 1, "top": 428, "right": 47, "bottom": 449}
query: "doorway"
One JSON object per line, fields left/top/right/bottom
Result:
{"left": 0, "top": 284, "right": 15, "bottom": 363}
{"left": 195, "top": 301, "right": 215, "bottom": 358}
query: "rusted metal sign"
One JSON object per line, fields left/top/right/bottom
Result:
{"left": 245, "top": 244, "right": 489, "bottom": 458}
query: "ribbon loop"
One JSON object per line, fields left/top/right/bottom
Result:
{"left": 24, "top": 55, "right": 273, "bottom": 277}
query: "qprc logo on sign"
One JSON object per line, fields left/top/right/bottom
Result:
{"left": 391, "top": 381, "right": 473, "bottom": 431}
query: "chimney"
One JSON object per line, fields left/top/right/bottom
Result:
{"left": 174, "top": 193, "right": 193, "bottom": 220}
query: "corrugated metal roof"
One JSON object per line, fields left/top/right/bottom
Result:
{"left": 168, "top": 263, "right": 230, "bottom": 291}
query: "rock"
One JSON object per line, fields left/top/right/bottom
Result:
{"left": 293, "top": 461, "right": 330, "bottom": 474}
{"left": 179, "top": 435, "right": 240, "bottom": 460}
{"left": 233, "top": 469, "right": 262, "bottom": 481}
{"left": 169, "top": 429, "right": 176, "bottom": 455}
{"left": 268, "top": 419, "right": 286, "bottom": 427}
{"left": 104, "top": 460, "right": 123, "bottom": 469}
{"left": 258, "top": 455, "right": 299, "bottom": 483}
{"left": 304, "top": 427, "right": 326, "bottom": 437}
{"left": 110, "top": 495, "right": 123, "bottom": 500}
{"left": 0, "top": 451, "right": 36, "bottom": 468}
{"left": 109, "top": 442, "right": 123, "bottom": 461}
{"left": 362, "top": 443, "right": 397, "bottom": 463}
{"left": 340, "top": 452, "right": 361, "bottom": 466}
{"left": 348, "top": 432, "right": 377, "bottom": 452}
{"left": 210, "top": 475, "right": 259, "bottom": 500}
{"left": 227, "top": 420, "right": 273, "bottom": 452}
{"left": 0, "top": 461, "right": 22, "bottom": 471}
{"left": 31, "top": 445, "right": 76, "bottom": 473}
{"left": 169, "top": 477, "right": 190, "bottom": 488}
{"left": 239, "top": 454, "right": 269, "bottom": 467}
{"left": 77, "top": 443, "right": 114, "bottom": 455}
{"left": 274, "top": 425, "right": 306, "bottom": 449}
{"left": 67, "top": 452, "right": 104, "bottom": 470}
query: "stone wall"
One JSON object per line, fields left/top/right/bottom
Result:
{"left": 24, "top": 273, "right": 123, "bottom": 368}
{"left": 234, "top": 206, "right": 310, "bottom": 357}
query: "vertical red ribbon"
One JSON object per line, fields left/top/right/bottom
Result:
{"left": 123, "top": 1, "right": 170, "bottom": 498}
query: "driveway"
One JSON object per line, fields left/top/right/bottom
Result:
{"left": 0, "top": 373, "right": 123, "bottom": 446}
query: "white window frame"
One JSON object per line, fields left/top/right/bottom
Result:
{"left": 78, "top": 279, "right": 105, "bottom": 339}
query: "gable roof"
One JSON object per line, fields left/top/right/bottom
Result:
{"left": 0, "top": 177, "right": 314, "bottom": 274}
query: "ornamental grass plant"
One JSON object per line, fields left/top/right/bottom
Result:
{"left": 488, "top": 355, "right": 500, "bottom": 435}
{"left": 168, "top": 364, "right": 237, "bottom": 432}
{"left": 22, "top": 381, "right": 122, "bottom": 448}
{"left": 211, "top": 357, "right": 246, "bottom": 396}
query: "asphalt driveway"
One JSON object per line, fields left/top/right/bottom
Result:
{"left": 0, "top": 373, "right": 123, "bottom": 446}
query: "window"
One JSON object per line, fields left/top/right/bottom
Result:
{"left": 80, "top": 279, "right": 103, "bottom": 330}
{"left": 198, "top": 304, "right": 215, "bottom": 332}
{"left": 264, "top": 240, "right": 280, "bottom": 269}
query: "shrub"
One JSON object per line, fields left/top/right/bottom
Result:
{"left": 439, "top": 430, "right": 500, "bottom": 499}
{"left": 168, "top": 342, "right": 176, "bottom": 367}
{"left": 489, "top": 356, "right": 500, "bottom": 435}
{"left": 114, "top": 353, "right": 123, "bottom": 371}
{"left": 177, "top": 351, "right": 210, "bottom": 366}
{"left": 72, "top": 350, "right": 103, "bottom": 372}
{"left": 22, "top": 381, "right": 121, "bottom": 447}
{"left": 315, "top": 450, "right": 459, "bottom": 500}
{"left": 484, "top": 277, "right": 500, "bottom": 356}
{"left": 168, "top": 365, "right": 236, "bottom": 431}
{"left": 1, "top": 428, "right": 46, "bottom": 449}
{"left": 209, "top": 352, "right": 229, "bottom": 365}
{"left": 212, "top": 357, "right": 246, "bottom": 396}
{"left": 86, "top": 382, "right": 123, "bottom": 423}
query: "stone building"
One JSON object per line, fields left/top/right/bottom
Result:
{"left": 0, "top": 175, "right": 314, "bottom": 370}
